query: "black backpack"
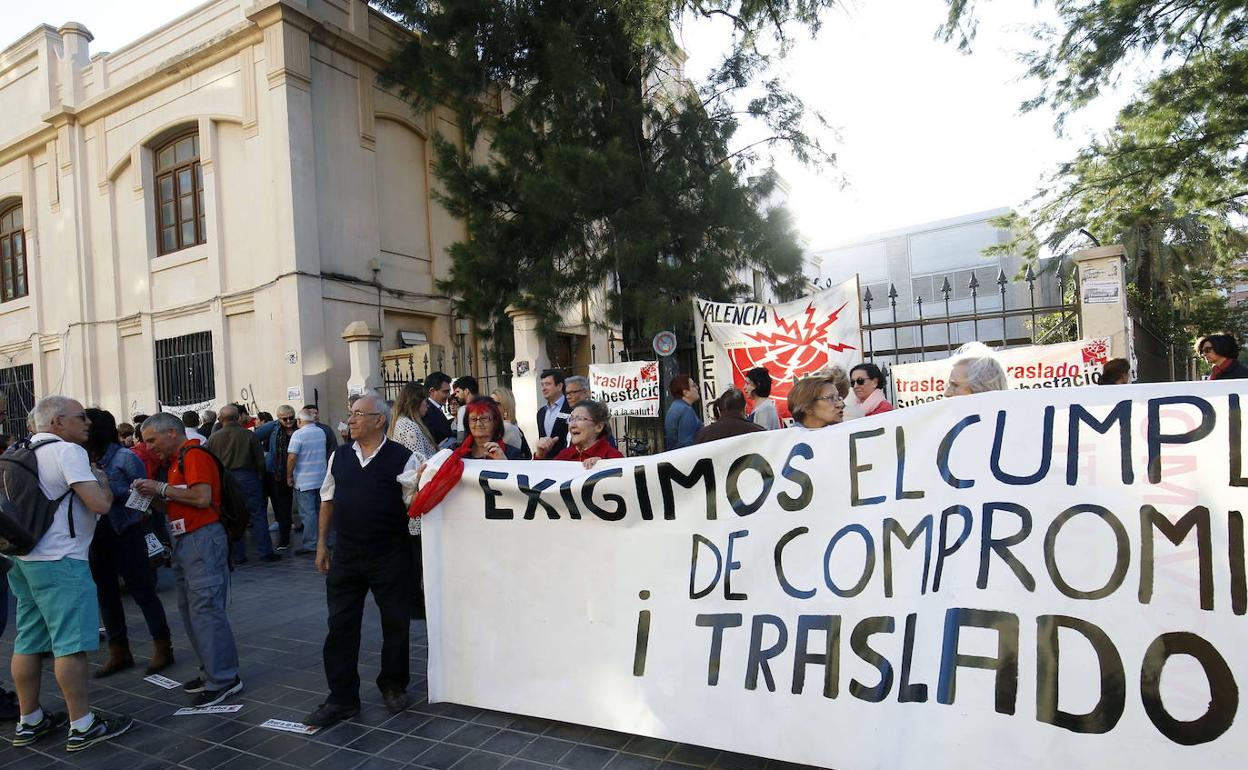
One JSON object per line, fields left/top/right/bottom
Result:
{"left": 0, "top": 439, "right": 76, "bottom": 556}
{"left": 177, "top": 445, "right": 248, "bottom": 543}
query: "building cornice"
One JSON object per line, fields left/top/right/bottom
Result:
{"left": 0, "top": 24, "right": 58, "bottom": 66}
{"left": 0, "top": 0, "right": 408, "bottom": 167}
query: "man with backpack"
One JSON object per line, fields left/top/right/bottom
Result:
{"left": 207, "top": 405, "right": 279, "bottom": 565}
{"left": 6, "top": 396, "right": 134, "bottom": 752}
{"left": 133, "top": 413, "right": 243, "bottom": 708}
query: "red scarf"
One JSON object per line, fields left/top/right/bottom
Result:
{"left": 1210, "top": 359, "right": 1234, "bottom": 380}
{"left": 407, "top": 437, "right": 476, "bottom": 519}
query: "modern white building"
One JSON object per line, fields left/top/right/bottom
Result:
{"left": 812, "top": 208, "right": 1069, "bottom": 360}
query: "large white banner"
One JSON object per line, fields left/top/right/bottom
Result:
{"left": 422, "top": 380, "right": 1245, "bottom": 770}
{"left": 589, "top": 361, "right": 660, "bottom": 417}
{"left": 891, "top": 337, "right": 1113, "bottom": 408}
{"left": 693, "top": 279, "right": 861, "bottom": 422}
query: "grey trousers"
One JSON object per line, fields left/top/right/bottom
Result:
{"left": 173, "top": 522, "right": 240, "bottom": 689}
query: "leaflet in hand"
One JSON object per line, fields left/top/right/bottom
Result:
{"left": 125, "top": 488, "right": 153, "bottom": 512}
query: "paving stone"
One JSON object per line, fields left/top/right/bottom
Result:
{"left": 0, "top": 539, "right": 777, "bottom": 770}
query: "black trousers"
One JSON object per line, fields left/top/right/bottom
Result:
{"left": 269, "top": 476, "right": 293, "bottom": 547}
{"left": 90, "top": 521, "right": 172, "bottom": 643}
{"left": 324, "top": 543, "right": 411, "bottom": 706}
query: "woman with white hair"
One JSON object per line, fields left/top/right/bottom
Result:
{"left": 944, "top": 342, "right": 1009, "bottom": 396}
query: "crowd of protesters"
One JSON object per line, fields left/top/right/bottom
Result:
{"left": 0, "top": 332, "right": 1243, "bottom": 754}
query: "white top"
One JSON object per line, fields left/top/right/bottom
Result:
{"left": 392, "top": 416, "right": 436, "bottom": 462}
{"left": 319, "top": 436, "right": 421, "bottom": 502}
{"left": 749, "top": 398, "right": 781, "bottom": 430}
{"left": 15, "top": 433, "right": 100, "bottom": 562}
{"left": 502, "top": 421, "right": 524, "bottom": 451}
{"left": 185, "top": 428, "right": 207, "bottom": 444}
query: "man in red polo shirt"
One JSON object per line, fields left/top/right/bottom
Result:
{"left": 132, "top": 413, "right": 242, "bottom": 708}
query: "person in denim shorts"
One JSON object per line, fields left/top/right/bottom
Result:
{"left": 8, "top": 396, "right": 134, "bottom": 752}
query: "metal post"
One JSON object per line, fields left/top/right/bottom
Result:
{"left": 941, "top": 276, "right": 953, "bottom": 354}
{"left": 916, "top": 295, "right": 926, "bottom": 361}
{"left": 863, "top": 287, "right": 875, "bottom": 362}
{"left": 1025, "top": 264, "right": 1038, "bottom": 342}
{"left": 997, "top": 269, "right": 1009, "bottom": 347}
{"left": 888, "top": 283, "right": 899, "bottom": 364}
{"left": 969, "top": 273, "right": 980, "bottom": 342}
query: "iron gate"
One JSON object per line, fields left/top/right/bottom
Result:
{"left": 860, "top": 258, "right": 1081, "bottom": 402}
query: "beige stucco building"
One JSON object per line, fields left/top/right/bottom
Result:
{"left": 0, "top": 0, "right": 536, "bottom": 432}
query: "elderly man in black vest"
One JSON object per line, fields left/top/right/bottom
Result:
{"left": 304, "top": 391, "right": 420, "bottom": 728}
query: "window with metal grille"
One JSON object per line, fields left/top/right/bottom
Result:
{"left": 0, "top": 364, "right": 33, "bottom": 437}
{"left": 153, "top": 133, "right": 205, "bottom": 256}
{"left": 155, "top": 332, "right": 215, "bottom": 406}
{"left": 0, "top": 204, "right": 28, "bottom": 302}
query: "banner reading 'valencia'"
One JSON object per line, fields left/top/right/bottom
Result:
{"left": 693, "top": 279, "right": 861, "bottom": 422}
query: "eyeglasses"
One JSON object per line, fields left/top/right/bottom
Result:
{"left": 279, "top": 416, "right": 295, "bottom": 422}
{"left": 850, "top": 378, "right": 872, "bottom": 387}
{"left": 348, "top": 411, "right": 382, "bottom": 420}
{"left": 1200, "top": 346, "right": 1214, "bottom": 354}
{"left": 815, "top": 395, "right": 843, "bottom": 405}
{"left": 565, "top": 388, "right": 586, "bottom": 396}
{"left": 468, "top": 416, "right": 494, "bottom": 425}
{"left": 568, "top": 415, "right": 596, "bottom": 424}
{"left": 60, "top": 412, "right": 88, "bottom": 422}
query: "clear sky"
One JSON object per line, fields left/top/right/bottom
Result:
{"left": 3, "top": 1, "right": 1131, "bottom": 251}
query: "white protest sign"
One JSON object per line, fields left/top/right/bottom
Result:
{"left": 891, "top": 337, "right": 1112, "bottom": 408}
{"left": 423, "top": 381, "right": 1246, "bottom": 770}
{"left": 588, "top": 361, "right": 660, "bottom": 417}
{"left": 260, "top": 719, "right": 320, "bottom": 735}
{"left": 144, "top": 674, "right": 180, "bottom": 689}
{"left": 693, "top": 278, "right": 861, "bottom": 421}
{"left": 174, "top": 704, "right": 244, "bottom": 716}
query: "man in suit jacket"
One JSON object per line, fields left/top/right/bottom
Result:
{"left": 534, "top": 369, "right": 569, "bottom": 459}
{"left": 423, "top": 372, "right": 454, "bottom": 445}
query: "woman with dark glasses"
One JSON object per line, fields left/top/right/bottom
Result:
{"left": 845, "top": 363, "right": 893, "bottom": 419}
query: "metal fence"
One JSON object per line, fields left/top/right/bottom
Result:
{"left": 154, "top": 331, "right": 215, "bottom": 407}
{"left": 0, "top": 363, "right": 33, "bottom": 437}
{"left": 380, "top": 344, "right": 514, "bottom": 403}
{"left": 860, "top": 259, "right": 1080, "bottom": 402}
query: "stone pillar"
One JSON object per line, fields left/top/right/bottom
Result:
{"left": 343, "top": 322, "right": 383, "bottom": 397}
{"left": 1072, "top": 245, "right": 1134, "bottom": 373}
{"left": 57, "top": 23, "right": 92, "bottom": 109}
{"left": 507, "top": 305, "right": 552, "bottom": 444}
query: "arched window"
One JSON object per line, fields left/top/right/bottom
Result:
{"left": 154, "top": 133, "right": 205, "bottom": 255}
{"left": 0, "top": 203, "right": 27, "bottom": 302}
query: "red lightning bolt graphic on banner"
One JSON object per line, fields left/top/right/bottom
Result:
{"left": 728, "top": 302, "right": 857, "bottom": 419}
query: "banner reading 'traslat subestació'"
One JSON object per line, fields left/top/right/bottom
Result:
{"left": 422, "top": 380, "right": 1246, "bottom": 770}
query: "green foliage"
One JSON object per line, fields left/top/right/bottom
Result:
{"left": 945, "top": 0, "right": 1248, "bottom": 352}
{"left": 375, "top": 0, "right": 833, "bottom": 346}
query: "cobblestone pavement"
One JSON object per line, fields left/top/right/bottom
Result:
{"left": 0, "top": 546, "right": 820, "bottom": 770}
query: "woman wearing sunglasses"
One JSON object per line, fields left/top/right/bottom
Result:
{"left": 844, "top": 363, "right": 893, "bottom": 420}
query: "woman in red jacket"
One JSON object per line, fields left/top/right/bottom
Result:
{"left": 555, "top": 400, "right": 623, "bottom": 469}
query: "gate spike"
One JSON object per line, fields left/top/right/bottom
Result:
{"left": 996, "top": 269, "right": 1008, "bottom": 287}
{"left": 887, "top": 283, "right": 898, "bottom": 300}
{"left": 1023, "top": 264, "right": 1036, "bottom": 283}
{"left": 967, "top": 273, "right": 980, "bottom": 290}
{"left": 940, "top": 277, "right": 952, "bottom": 297}
{"left": 862, "top": 286, "right": 874, "bottom": 304}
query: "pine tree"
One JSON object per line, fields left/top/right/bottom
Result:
{"left": 374, "top": 0, "right": 836, "bottom": 349}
